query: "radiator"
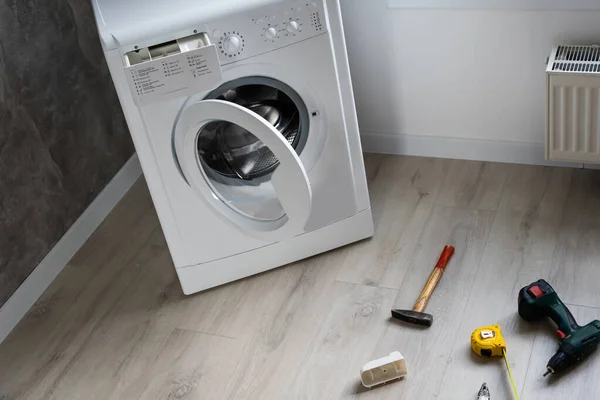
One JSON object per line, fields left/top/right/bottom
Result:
{"left": 547, "top": 45, "right": 600, "bottom": 164}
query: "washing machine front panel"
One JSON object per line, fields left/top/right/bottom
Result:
{"left": 138, "top": 31, "right": 359, "bottom": 267}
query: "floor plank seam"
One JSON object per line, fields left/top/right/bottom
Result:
{"left": 442, "top": 208, "right": 497, "bottom": 372}
{"left": 493, "top": 165, "right": 511, "bottom": 211}
{"left": 563, "top": 302, "right": 600, "bottom": 311}
{"left": 546, "top": 194, "right": 573, "bottom": 287}
{"left": 433, "top": 158, "right": 453, "bottom": 206}
{"left": 386, "top": 196, "right": 437, "bottom": 289}
{"left": 430, "top": 203, "right": 500, "bottom": 212}
{"left": 332, "top": 278, "right": 400, "bottom": 292}
{"left": 173, "top": 327, "right": 237, "bottom": 340}
{"left": 519, "top": 329, "right": 541, "bottom": 400}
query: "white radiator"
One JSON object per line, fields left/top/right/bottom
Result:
{"left": 547, "top": 45, "right": 600, "bottom": 164}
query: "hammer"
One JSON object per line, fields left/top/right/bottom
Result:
{"left": 391, "top": 245, "right": 455, "bottom": 327}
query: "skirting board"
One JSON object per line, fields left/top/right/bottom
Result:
{"left": 360, "top": 132, "right": 586, "bottom": 168}
{"left": 0, "top": 154, "right": 143, "bottom": 345}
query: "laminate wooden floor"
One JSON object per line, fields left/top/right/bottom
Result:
{"left": 2, "top": 154, "right": 600, "bottom": 400}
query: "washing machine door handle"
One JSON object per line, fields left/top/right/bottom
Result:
{"left": 175, "top": 99, "right": 313, "bottom": 240}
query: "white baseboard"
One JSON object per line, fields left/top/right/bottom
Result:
{"left": 360, "top": 132, "right": 582, "bottom": 168}
{"left": 0, "top": 154, "right": 142, "bottom": 345}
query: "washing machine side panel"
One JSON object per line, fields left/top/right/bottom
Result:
{"left": 325, "top": 0, "right": 371, "bottom": 212}
{"left": 103, "top": 49, "right": 191, "bottom": 267}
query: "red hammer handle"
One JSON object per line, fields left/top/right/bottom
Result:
{"left": 435, "top": 245, "right": 455, "bottom": 270}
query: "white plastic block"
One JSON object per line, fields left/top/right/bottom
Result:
{"left": 360, "top": 351, "right": 408, "bottom": 388}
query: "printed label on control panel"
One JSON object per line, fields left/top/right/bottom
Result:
{"left": 125, "top": 45, "right": 223, "bottom": 106}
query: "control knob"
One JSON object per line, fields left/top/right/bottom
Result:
{"left": 286, "top": 21, "right": 300, "bottom": 33}
{"left": 222, "top": 35, "right": 242, "bottom": 55}
{"left": 264, "top": 27, "right": 278, "bottom": 40}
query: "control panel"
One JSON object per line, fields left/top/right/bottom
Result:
{"left": 206, "top": 0, "right": 328, "bottom": 65}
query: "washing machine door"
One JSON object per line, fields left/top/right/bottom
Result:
{"left": 174, "top": 99, "right": 312, "bottom": 241}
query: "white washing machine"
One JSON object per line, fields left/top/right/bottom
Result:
{"left": 92, "top": 0, "right": 373, "bottom": 294}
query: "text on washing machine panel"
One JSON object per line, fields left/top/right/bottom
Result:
{"left": 123, "top": 33, "right": 223, "bottom": 106}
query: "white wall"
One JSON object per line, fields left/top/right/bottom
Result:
{"left": 342, "top": 1, "right": 600, "bottom": 147}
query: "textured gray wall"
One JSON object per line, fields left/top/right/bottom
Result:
{"left": 0, "top": 0, "right": 134, "bottom": 307}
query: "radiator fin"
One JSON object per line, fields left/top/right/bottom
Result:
{"left": 552, "top": 45, "right": 600, "bottom": 73}
{"left": 549, "top": 85, "right": 600, "bottom": 163}
{"left": 547, "top": 45, "right": 600, "bottom": 163}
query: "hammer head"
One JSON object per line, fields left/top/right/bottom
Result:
{"left": 391, "top": 309, "right": 434, "bottom": 327}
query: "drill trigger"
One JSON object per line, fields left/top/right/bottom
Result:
{"left": 528, "top": 285, "right": 545, "bottom": 298}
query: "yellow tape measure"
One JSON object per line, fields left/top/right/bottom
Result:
{"left": 471, "top": 325, "right": 519, "bottom": 400}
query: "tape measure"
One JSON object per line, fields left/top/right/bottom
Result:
{"left": 471, "top": 325, "right": 519, "bottom": 400}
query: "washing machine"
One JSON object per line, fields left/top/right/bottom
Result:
{"left": 92, "top": 0, "right": 373, "bottom": 294}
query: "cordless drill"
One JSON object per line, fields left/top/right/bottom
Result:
{"left": 518, "top": 279, "right": 600, "bottom": 376}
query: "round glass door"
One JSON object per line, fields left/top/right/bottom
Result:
{"left": 194, "top": 78, "right": 310, "bottom": 222}
{"left": 173, "top": 78, "right": 312, "bottom": 238}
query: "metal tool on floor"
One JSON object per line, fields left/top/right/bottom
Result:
{"left": 471, "top": 325, "right": 519, "bottom": 400}
{"left": 391, "top": 245, "right": 454, "bottom": 327}
{"left": 477, "top": 382, "right": 490, "bottom": 400}
{"left": 518, "top": 279, "right": 600, "bottom": 377}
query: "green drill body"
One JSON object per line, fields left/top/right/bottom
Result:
{"left": 518, "top": 279, "right": 600, "bottom": 376}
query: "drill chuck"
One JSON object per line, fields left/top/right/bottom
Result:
{"left": 545, "top": 350, "right": 569, "bottom": 376}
